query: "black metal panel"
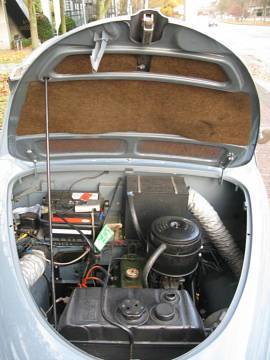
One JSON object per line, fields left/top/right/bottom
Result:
{"left": 124, "top": 175, "right": 189, "bottom": 240}
{"left": 58, "top": 287, "right": 204, "bottom": 360}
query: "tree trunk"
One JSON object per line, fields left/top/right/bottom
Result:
{"left": 60, "top": 0, "right": 66, "bottom": 33}
{"left": 28, "top": 0, "right": 39, "bottom": 49}
{"left": 263, "top": 0, "right": 267, "bottom": 22}
{"left": 96, "top": 0, "right": 111, "bottom": 19}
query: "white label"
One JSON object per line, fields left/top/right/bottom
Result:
{"left": 72, "top": 192, "right": 99, "bottom": 200}
{"left": 52, "top": 229, "right": 92, "bottom": 235}
{"left": 75, "top": 204, "right": 101, "bottom": 213}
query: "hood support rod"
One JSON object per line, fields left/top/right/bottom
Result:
{"left": 44, "top": 77, "right": 57, "bottom": 327}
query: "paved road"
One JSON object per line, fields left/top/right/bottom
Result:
{"left": 194, "top": 19, "right": 270, "bottom": 56}
{"left": 201, "top": 22, "right": 270, "bottom": 62}
{"left": 194, "top": 21, "right": 270, "bottom": 83}
{"left": 192, "top": 20, "right": 270, "bottom": 196}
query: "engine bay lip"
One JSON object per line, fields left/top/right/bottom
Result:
{"left": 2, "top": 161, "right": 253, "bottom": 359}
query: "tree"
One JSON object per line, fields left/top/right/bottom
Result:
{"left": 96, "top": 0, "right": 112, "bottom": 19}
{"left": 160, "top": 0, "right": 183, "bottom": 17}
{"left": 37, "top": 14, "right": 54, "bottom": 42}
{"left": 217, "top": 0, "right": 232, "bottom": 14}
{"left": 27, "top": 0, "right": 39, "bottom": 49}
{"left": 59, "top": 16, "right": 76, "bottom": 34}
{"left": 59, "top": 0, "right": 66, "bottom": 33}
{"left": 217, "top": 0, "right": 249, "bottom": 17}
{"left": 228, "top": 3, "right": 242, "bottom": 17}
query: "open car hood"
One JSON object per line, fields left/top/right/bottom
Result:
{"left": 7, "top": 10, "right": 260, "bottom": 168}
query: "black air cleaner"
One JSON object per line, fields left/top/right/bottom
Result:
{"left": 149, "top": 216, "right": 201, "bottom": 277}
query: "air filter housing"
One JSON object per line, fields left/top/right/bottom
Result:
{"left": 149, "top": 216, "right": 201, "bottom": 277}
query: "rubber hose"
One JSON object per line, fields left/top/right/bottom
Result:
{"left": 188, "top": 188, "right": 243, "bottom": 278}
{"left": 143, "top": 243, "right": 167, "bottom": 287}
{"left": 20, "top": 250, "right": 46, "bottom": 288}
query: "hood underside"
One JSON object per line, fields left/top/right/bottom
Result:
{"left": 7, "top": 10, "right": 260, "bottom": 167}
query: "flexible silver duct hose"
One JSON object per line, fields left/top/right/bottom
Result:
{"left": 143, "top": 243, "right": 167, "bottom": 288}
{"left": 20, "top": 250, "right": 46, "bottom": 288}
{"left": 188, "top": 189, "right": 243, "bottom": 278}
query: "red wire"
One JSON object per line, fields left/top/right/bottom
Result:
{"left": 81, "top": 265, "right": 104, "bottom": 287}
{"left": 81, "top": 276, "right": 103, "bottom": 288}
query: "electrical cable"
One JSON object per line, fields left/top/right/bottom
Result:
{"left": 82, "top": 276, "right": 104, "bottom": 287}
{"left": 54, "top": 214, "right": 95, "bottom": 251}
{"left": 81, "top": 264, "right": 109, "bottom": 287}
{"left": 127, "top": 191, "right": 146, "bottom": 246}
{"left": 68, "top": 172, "right": 109, "bottom": 191}
{"left": 57, "top": 171, "right": 109, "bottom": 209}
{"left": 87, "top": 264, "right": 109, "bottom": 277}
{"left": 45, "top": 297, "right": 69, "bottom": 315}
{"left": 100, "top": 242, "right": 134, "bottom": 360}
{"left": 32, "top": 248, "right": 90, "bottom": 266}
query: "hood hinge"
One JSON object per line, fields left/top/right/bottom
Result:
{"left": 219, "top": 151, "right": 235, "bottom": 184}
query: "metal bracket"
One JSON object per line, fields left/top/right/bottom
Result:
{"left": 137, "top": 13, "right": 155, "bottom": 72}
{"left": 142, "top": 13, "right": 154, "bottom": 46}
{"left": 219, "top": 152, "right": 235, "bottom": 185}
{"left": 90, "top": 31, "right": 110, "bottom": 73}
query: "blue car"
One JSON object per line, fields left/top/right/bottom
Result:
{"left": 1, "top": 10, "right": 269, "bottom": 360}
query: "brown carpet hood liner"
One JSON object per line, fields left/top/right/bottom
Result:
{"left": 55, "top": 54, "right": 228, "bottom": 82}
{"left": 17, "top": 80, "right": 251, "bottom": 146}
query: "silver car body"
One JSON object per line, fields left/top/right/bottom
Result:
{"left": 0, "top": 11, "right": 269, "bottom": 360}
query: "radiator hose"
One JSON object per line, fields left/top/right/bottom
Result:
{"left": 188, "top": 189, "right": 243, "bottom": 278}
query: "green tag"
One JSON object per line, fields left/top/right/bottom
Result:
{"left": 94, "top": 224, "right": 114, "bottom": 252}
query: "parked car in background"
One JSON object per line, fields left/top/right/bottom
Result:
{"left": 208, "top": 15, "right": 218, "bottom": 26}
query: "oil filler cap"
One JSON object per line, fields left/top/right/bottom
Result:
{"left": 154, "top": 303, "right": 175, "bottom": 321}
{"left": 120, "top": 299, "right": 146, "bottom": 321}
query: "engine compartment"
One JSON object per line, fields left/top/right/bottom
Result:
{"left": 12, "top": 171, "right": 247, "bottom": 360}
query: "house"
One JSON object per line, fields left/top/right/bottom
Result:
{"left": 0, "top": 0, "right": 118, "bottom": 50}
{"left": 0, "top": 0, "right": 30, "bottom": 49}
{"left": 248, "top": 0, "right": 270, "bottom": 17}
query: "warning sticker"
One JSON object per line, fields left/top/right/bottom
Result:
{"left": 94, "top": 225, "right": 114, "bottom": 252}
{"left": 72, "top": 192, "right": 99, "bottom": 201}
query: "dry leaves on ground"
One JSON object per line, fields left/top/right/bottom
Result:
{"left": 0, "top": 74, "right": 9, "bottom": 126}
{"left": 0, "top": 48, "right": 31, "bottom": 64}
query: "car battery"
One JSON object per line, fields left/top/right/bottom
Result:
{"left": 42, "top": 212, "right": 102, "bottom": 238}
{"left": 42, "top": 191, "right": 103, "bottom": 239}
{"left": 124, "top": 175, "right": 189, "bottom": 239}
{"left": 43, "top": 190, "right": 101, "bottom": 212}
